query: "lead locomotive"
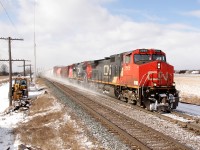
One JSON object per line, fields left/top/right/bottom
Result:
{"left": 54, "top": 49, "right": 179, "bottom": 112}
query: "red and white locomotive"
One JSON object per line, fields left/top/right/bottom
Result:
{"left": 53, "top": 48, "right": 179, "bottom": 112}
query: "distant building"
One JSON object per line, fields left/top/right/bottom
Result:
{"left": 191, "top": 70, "right": 200, "bottom": 74}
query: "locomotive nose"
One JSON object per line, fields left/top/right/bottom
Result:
{"left": 153, "top": 61, "right": 173, "bottom": 87}
{"left": 147, "top": 61, "right": 171, "bottom": 87}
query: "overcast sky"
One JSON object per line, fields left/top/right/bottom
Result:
{"left": 0, "top": 0, "right": 200, "bottom": 71}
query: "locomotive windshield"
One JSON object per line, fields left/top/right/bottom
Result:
{"left": 134, "top": 54, "right": 151, "bottom": 63}
{"left": 152, "top": 54, "right": 166, "bottom": 61}
{"left": 134, "top": 54, "right": 166, "bottom": 64}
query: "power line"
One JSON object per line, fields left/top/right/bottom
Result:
{"left": 0, "top": 0, "right": 20, "bottom": 36}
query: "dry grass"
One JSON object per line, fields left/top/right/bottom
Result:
{"left": 180, "top": 95, "right": 200, "bottom": 105}
{"left": 29, "top": 95, "right": 54, "bottom": 115}
{"left": 14, "top": 94, "right": 85, "bottom": 150}
{"left": 15, "top": 126, "right": 56, "bottom": 149}
{"left": 58, "top": 122, "right": 81, "bottom": 149}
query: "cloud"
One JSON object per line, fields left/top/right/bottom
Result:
{"left": 0, "top": 0, "right": 200, "bottom": 71}
{"left": 183, "top": 10, "right": 200, "bottom": 18}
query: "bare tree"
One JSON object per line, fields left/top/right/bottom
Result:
{"left": 0, "top": 64, "right": 9, "bottom": 75}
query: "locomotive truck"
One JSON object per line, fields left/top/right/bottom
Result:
{"left": 53, "top": 48, "right": 179, "bottom": 112}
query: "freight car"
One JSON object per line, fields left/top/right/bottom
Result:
{"left": 53, "top": 48, "right": 179, "bottom": 112}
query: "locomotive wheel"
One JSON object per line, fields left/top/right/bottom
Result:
{"left": 143, "top": 99, "right": 151, "bottom": 111}
{"left": 114, "top": 87, "right": 121, "bottom": 99}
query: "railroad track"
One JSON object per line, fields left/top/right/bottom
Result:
{"left": 171, "top": 110, "right": 200, "bottom": 133}
{"left": 47, "top": 78, "right": 190, "bottom": 150}
{"left": 128, "top": 102, "right": 200, "bottom": 135}
{"left": 73, "top": 79, "right": 200, "bottom": 135}
{"left": 172, "top": 110, "right": 200, "bottom": 124}
{"left": 93, "top": 84, "right": 200, "bottom": 135}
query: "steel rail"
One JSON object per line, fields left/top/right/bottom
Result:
{"left": 128, "top": 104, "right": 200, "bottom": 135}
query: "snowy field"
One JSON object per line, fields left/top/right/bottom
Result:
{"left": 175, "top": 74, "right": 200, "bottom": 106}
{"left": 175, "top": 74, "right": 200, "bottom": 116}
{"left": 175, "top": 74, "right": 200, "bottom": 97}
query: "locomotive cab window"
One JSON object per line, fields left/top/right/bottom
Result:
{"left": 152, "top": 54, "right": 166, "bottom": 62}
{"left": 124, "top": 54, "right": 131, "bottom": 64}
{"left": 134, "top": 54, "right": 151, "bottom": 64}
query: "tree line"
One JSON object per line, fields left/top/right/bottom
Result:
{"left": 0, "top": 64, "right": 31, "bottom": 76}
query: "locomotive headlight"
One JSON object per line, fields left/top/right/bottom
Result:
{"left": 157, "top": 62, "right": 161, "bottom": 69}
{"left": 153, "top": 83, "right": 157, "bottom": 86}
{"left": 172, "top": 82, "right": 176, "bottom": 86}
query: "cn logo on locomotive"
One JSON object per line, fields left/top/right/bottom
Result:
{"left": 147, "top": 71, "right": 169, "bottom": 81}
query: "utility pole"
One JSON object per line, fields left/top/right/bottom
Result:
{"left": 18, "top": 64, "right": 33, "bottom": 81}
{"left": 29, "top": 64, "right": 32, "bottom": 81}
{"left": 23, "top": 60, "right": 25, "bottom": 76}
{"left": 34, "top": 0, "right": 37, "bottom": 84}
{"left": 0, "top": 37, "right": 23, "bottom": 106}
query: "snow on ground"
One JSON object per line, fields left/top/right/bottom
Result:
{"left": 175, "top": 74, "right": 200, "bottom": 97}
{"left": 177, "top": 103, "right": 200, "bottom": 117}
{"left": 0, "top": 82, "right": 43, "bottom": 150}
{"left": 175, "top": 74, "right": 200, "bottom": 116}
{"left": 0, "top": 83, "right": 9, "bottom": 113}
{"left": 0, "top": 112, "right": 25, "bottom": 149}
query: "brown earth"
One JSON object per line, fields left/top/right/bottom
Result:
{"left": 0, "top": 76, "right": 8, "bottom": 80}
{"left": 14, "top": 78, "right": 102, "bottom": 150}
